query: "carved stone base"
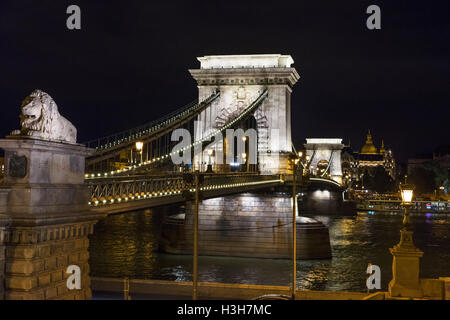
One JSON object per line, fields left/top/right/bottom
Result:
{"left": 388, "top": 228, "right": 424, "bottom": 298}
{"left": 4, "top": 222, "right": 95, "bottom": 300}
{"left": 0, "top": 138, "right": 101, "bottom": 300}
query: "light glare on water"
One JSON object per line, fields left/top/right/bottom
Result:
{"left": 89, "top": 207, "right": 450, "bottom": 292}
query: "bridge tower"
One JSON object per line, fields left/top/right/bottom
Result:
{"left": 189, "top": 54, "right": 300, "bottom": 174}
{"left": 304, "top": 138, "right": 344, "bottom": 184}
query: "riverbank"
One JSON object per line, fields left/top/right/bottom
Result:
{"left": 355, "top": 199, "right": 450, "bottom": 214}
{"left": 91, "top": 277, "right": 368, "bottom": 300}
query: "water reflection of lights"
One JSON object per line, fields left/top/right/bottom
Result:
{"left": 312, "top": 190, "right": 331, "bottom": 200}
{"left": 298, "top": 267, "right": 330, "bottom": 289}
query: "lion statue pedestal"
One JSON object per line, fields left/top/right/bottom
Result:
{"left": 0, "top": 89, "right": 102, "bottom": 300}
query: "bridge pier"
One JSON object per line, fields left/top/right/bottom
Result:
{"left": 161, "top": 192, "right": 331, "bottom": 259}
{"left": 0, "top": 138, "right": 101, "bottom": 300}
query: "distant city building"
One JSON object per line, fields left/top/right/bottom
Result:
{"left": 341, "top": 130, "right": 396, "bottom": 188}
{"left": 407, "top": 145, "right": 450, "bottom": 174}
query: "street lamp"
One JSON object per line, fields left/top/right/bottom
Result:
{"left": 399, "top": 180, "right": 415, "bottom": 226}
{"left": 135, "top": 141, "right": 144, "bottom": 164}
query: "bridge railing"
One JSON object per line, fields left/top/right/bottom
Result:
{"left": 84, "top": 90, "right": 220, "bottom": 151}
{"left": 83, "top": 99, "right": 196, "bottom": 150}
{"left": 86, "top": 89, "right": 268, "bottom": 179}
{"left": 87, "top": 173, "right": 281, "bottom": 206}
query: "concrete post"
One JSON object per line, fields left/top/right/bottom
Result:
{"left": 0, "top": 138, "right": 102, "bottom": 300}
{"left": 388, "top": 228, "right": 424, "bottom": 298}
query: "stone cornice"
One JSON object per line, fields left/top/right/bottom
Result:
{"left": 189, "top": 67, "right": 300, "bottom": 88}
{"left": 4, "top": 220, "right": 97, "bottom": 245}
{"left": 0, "top": 138, "right": 94, "bottom": 157}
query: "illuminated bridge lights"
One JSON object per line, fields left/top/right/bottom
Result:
{"left": 88, "top": 176, "right": 280, "bottom": 207}
{"left": 89, "top": 92, "right": 219, "bottom": 152}
{"left": 85, "top": 90, "right": 265, "bottom": 179}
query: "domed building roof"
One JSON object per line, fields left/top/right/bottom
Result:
{"left": 361, "top": 130, "right": 378, "bottom": 154}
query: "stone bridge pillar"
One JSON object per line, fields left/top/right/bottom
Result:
{"left": 0, "top": 138, "right": 101, "bottom": 300}
{"left": 189, "top": 54, "right": 300, "bottom": 175}
{"left": 304, "top": 138, "right": 344, "bottom": 185}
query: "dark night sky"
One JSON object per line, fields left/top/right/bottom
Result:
{"left": 0, "top": 0, "right": 449, "bottom": 162}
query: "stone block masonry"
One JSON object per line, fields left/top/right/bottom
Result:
{"left": 0, "top": 214, "right": 9, "bottom": 300}
{"left": 4, "top": 221, "right": 95, "bottom": 300}
{"left": 160, "top": 193, "right": 331, "bottom": 259}
{"left": 0, "top": 136, "right": 102, "bottom": 300}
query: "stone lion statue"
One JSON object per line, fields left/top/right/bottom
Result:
{"left": 10, "top": 89, "right": 77, "bottom": 143}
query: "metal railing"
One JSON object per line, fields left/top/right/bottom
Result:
{"left": 84, "top": 91, "right": 220, "bottom": 151}
{"left": 87, "top": 173, "right": 281, "bottom": 206}
{"left": 85, "top": 89, "right": 268, "bottom": 179}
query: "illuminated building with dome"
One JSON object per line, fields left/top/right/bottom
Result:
{"left": 341, "top": 130, "right": 396, "bottom": 188}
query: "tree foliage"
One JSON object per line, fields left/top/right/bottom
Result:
{"left": 424, "top": 161, "right": 450, "bottom": 195}
{"left": 363, "top": 166, "right": 396, "bottom": 193}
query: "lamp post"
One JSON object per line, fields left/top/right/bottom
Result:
{"left": 206, "top": 149, "right": 213, "bottom": 173}
{"left": 193, "top": 170, "right": 200, "bottom": 300}
{"left": 291, "top": 152, "right": 302, "bottom": 300}
{"left": 243, "top": 136, "right": 250, "bottom": 171}
{"left": 182, "top": 172, "right": 203, "bottom": 300}
{"left": 241, "top": 152, "right": 247, "bottom": 172}
{"left": 388, "top": 176, "right": 423, "bottom": 298}
{"left": 135, "top": 141, "right": 144, "bottom": 164}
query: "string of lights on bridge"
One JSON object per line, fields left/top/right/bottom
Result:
{"left": 89, "top": 177, "right": 281, "bottom": 206}
{"left": 88, "top": 93, "right": 220, "bottom": 151}
{"left": 85, "top": 90, "right": 268, "bottom": 179}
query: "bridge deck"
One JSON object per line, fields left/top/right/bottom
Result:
{"left": 88, "top": 173, "right": 283, "bottom": 214}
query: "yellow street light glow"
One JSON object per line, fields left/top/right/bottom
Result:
{"left": 135, "top": 141, "right": 144, "bottom": 151}
{"left": 400, "top": 187, "right": 414, "bottom": 204}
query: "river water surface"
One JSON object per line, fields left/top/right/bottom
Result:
{"left": 89, "top": 206, "right": 450, "bottom": 293}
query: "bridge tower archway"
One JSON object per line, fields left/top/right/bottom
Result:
{"left": 304, "top": 138, "right": 344, "bottom": 185}
{"left": 189, "top": 54, "right": 300, "bottom": 174}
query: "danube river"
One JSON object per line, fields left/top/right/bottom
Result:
{"left": 89, "top": 206, "right": 450, "bottom": 293}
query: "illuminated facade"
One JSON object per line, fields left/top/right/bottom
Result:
{"left": 341, "top": 130, "right": 396, "bottom": 188}
{"left": 304, "top": 138, "right": 344, "bottom": 184}
{"left": 189, "top": 54, "right": 300, "bottom": 175}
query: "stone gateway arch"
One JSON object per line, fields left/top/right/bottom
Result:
{"left": 189, "top": 54, "right": 300, "bottom": 174}
{"left": 304, "top": 138, "right": 344, "bottom": 184}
